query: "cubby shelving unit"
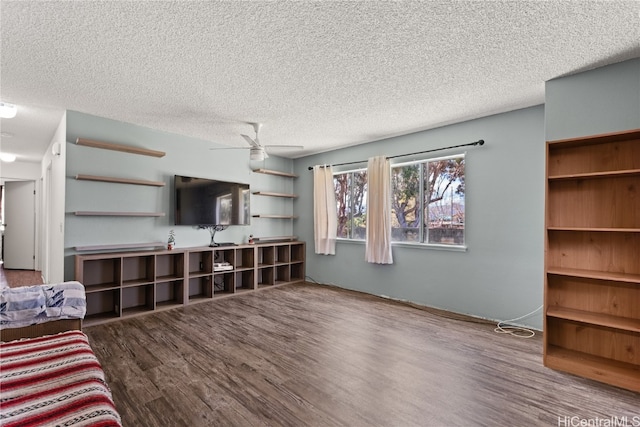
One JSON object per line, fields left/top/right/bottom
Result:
{"left": 544, "top": 128, "right": 640, "bottom": 393}
{"left": 76, "top": 241, "right": 306, "bottom": 326}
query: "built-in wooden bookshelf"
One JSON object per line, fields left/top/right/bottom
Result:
{"left": 544, "top": 128, "right": 640, "bottom": 392}
{"left": 76, "top": 241, "right": 306, "bottom": 326}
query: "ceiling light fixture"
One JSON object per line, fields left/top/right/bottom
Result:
{"left": 0, "top": 102, "right": 17, "bottom": 119}
{"left": 0, "top": 152, "right": 17, "bottom": 162}
{"left": 250, "top": 147, "right": 265, "bottom": 161}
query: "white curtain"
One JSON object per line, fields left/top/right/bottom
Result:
{"left": 313, "top": 165, "right": 337, "bottom": 255}
{"left": 365, "top": 156, "right": 393, "bottom": 264}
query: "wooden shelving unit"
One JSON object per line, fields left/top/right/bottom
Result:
{"left": 76, "top": 137, "right": 166, "bottom": 157}
{"left": 75, "top": 174, "right": 165, "bottom": 187}
{"left": 74, "top": 211, "right": 165, "bottom": 217}
{"left": 76, "top": 241, "right": 306, "bottom": 326}
{"left": 252, "top": 168, "right": 297, "bottom": 178}
{"left": 544, "top": 128, "right": 640, "bottom": 392}
{"left": 252, "top": 191, "right": 297, "bottom": 198}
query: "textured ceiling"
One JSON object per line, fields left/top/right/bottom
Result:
{"left": 1, "top": 1, "right": 639, "bottom": 163}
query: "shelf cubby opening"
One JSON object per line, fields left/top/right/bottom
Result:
{"left": 546, "top": 317, "right": 639, "bottom": 366}
{"left": 85, "top": 289, "right": 121, "bottom": 320}
{"left": 257, "top": 267, "right": 274, "bottom": 287}
{"left": 236, "top": 247, "right": 255, "bottom": 270}
{"left": 213, "top": 272, "right": 234, "bottom": 296}
{"left": 82, "top": 258, "right": 121, "bottom": 288}
{"left": 547, "top": 275, "right": 639, "bottom": 323}
{"left": 156, "top": 280, "right": 185, "bottom": 308}
{"left": 290, "top": 243, "right": 305, "bottom": 262}
{"left": 547, "top": 135, "right": 640, "bottom": 177}
{"left": 258, "top": 246, "right": 274, "bottom": 266}
{"left": 274, "top": 265, "right": 290, "bottom": 284}
{"left": 547, "top": 231, "right": 640, "bottom": 276}
{"left": 188, "top": 250, "right": 213, "bottom": 276}
{"left": 122, "top": 255, "right": 154, "bottom": 287}
{"left": 547, "top": 177, "right": 640, "bottom": 229}
{"left": 188, "top": 276, "right": 213, "bottom": 301}
{"left": 122, "top": 284, "right": 155, "bottom": 315}
{"left": 290, "top": 263, "right": 305, "bottom": 282}
{"left": 235, "top": 270, "right": 255, "bottom": 291}
{"left": 155, "top": 253, "right": 185, "bottom": 281}
{"left": 213, "top": 249, "right": 234, "bottom": 266}
{"left": 275, "top": 245, "right": 290, "bottom": 264}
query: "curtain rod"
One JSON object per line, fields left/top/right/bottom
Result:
{"left": 307, "top": 139, "right": 484, "bottom": 170}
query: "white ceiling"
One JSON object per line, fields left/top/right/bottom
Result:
{"left": 1, "top": 1, "right": 639, "bottom": 164}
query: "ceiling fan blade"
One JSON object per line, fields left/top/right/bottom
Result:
{"left": 263, "top": 144, "right": 304, "bottom": 149}
{"left": 209, "top": 146, "right": 250, "bottom": 150}
{"left": 241, "top": 134, "right": 260, "bottom": 147}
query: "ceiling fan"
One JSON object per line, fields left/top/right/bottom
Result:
{"left": 212, "top": 123, "right": 303, "bottom": 161}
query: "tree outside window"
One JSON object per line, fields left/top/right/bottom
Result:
{"left": 334, "top": 154, "right": 464, "bottom": 246}
{"left": 334, "top": 170, "right": 367, "bottom": 239}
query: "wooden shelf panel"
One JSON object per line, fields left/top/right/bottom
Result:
{"left": 74, "top": 211, "right": 166, "bottom": 217}
{"left": 75, "top": 174, "right": 165, "bottom": 187}
{"left": 547, "top": 307, "right": 640, "bottom": 333}
{"left": 75, "top": 242, "right": 165, "bottom": 251}
{"left": 545, "top": 346, "right": 640, "bottom": 393}
{"left": 252, "top": 214, "right": 297, "bottom": 219}
{"left": 252, "top": 168, "right": 297, "bottom": 178}
{"left": 253, "top": 236, "right": 298, "bottom": 242}
{"left": 548, "top": 169, "right": 640, "bottom": 180}
{"left": 252, "top": 191, "right": 297, "bottom": 198}
{"left": 84, "top": 283, "right": 120, "bottom": 293}
{"left": 547, "top": 227, "right": 640, "bottom": 233}
{"left": 76, "top": 137, "right": 166, "bottom": 158}
{"left": 547, "top": 128, "right": 640, "bottom": 147}
{"left": 547, "top": 267, "right": 640, "bottom": 284}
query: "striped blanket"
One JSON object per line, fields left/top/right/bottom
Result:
{"left": 0, "top": 331, "right": 122, "bottom": 427}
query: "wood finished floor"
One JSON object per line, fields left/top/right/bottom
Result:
{"left": 84, "top": 283, "right": 639, "bottom": 427}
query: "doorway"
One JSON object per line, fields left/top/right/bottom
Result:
{"left": 3, "top": 180, "right": 36, "bottom": 270}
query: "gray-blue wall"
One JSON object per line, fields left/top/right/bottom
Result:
{"left": 293, "top": 106, "right": 546, "bottom": 329}
{"left": 64, "top": 111, "right": 294, "bottom": 280}
{"left": 545, "top": 58, "right": 640, "bottom": 140}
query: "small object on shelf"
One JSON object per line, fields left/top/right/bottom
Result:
{"left": 248, "top": 235, "right": 255, "bottom": 244}
{"left": 167, "top": 230, "right": 175, "bottom": 250}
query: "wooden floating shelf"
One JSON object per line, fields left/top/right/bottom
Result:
{"left": 75, "top": 174, "right": 165, "bottom": 187}
{"left": 253, "top": 236, "right": 298, "bottom": 242}
{"left": 76, "top": 138, "right": 166, "bottom": 158}
{"left": 252, "top": 214, "right": 297, "bottom": 219}
{"left": 75, "top": 242, "right": 166, "bottom": 252}
{"left": 252, "top": 168, "right": 298, "bottom": 178}
{"left": 74, "top": 211, "right": 166, "bottom": 217}
{"left": 252, "top": 191, "right": 297, "bottom": 198}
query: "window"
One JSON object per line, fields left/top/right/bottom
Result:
{"left": 334, "top": 170, "right": 367, "bottom": 239}
{"left": 334, "top": 154, "right": 465, "bottom": 246}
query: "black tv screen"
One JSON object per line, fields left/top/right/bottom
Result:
{"left": 174, "top": 175, "right": 250, "bottom": 226}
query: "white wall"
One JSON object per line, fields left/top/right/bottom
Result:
{"left": 40, "top": 113, "right": 67, "bottom": 283}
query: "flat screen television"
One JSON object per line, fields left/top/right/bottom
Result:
{"left": 174, "top": 175, "right": 250, "bottom": 226}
